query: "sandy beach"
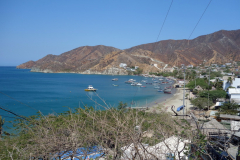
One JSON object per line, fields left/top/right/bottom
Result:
{"left": 147, "top": 88, "right": 194, "bottom": 114}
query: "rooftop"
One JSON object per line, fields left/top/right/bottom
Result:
{"left": 220, "top": 114, "right": 240, "bottom": 121}
{"left": 228, "top": 88, "right": 240, "bottom": 94}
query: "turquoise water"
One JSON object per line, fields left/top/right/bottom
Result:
{"left": 0, "top": 66, "right": 176, "bottom": 121}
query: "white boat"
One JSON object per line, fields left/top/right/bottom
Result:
{"left": 84, "top": 85, "right": 97, "bottom": 91}
{"left": 112, "top": 78, "right": 118, "bottom": 81}
{"left": 131, "top": 82, "right": 142, "bottom": 86}
{"left": 129, "top": 79, "right": 136, "bottom": 82}
{"left": 125, "top": 79, "right": 136, "bottom": 84}
{"left": 131, "top": 82, "right": 137, "bottom": 86}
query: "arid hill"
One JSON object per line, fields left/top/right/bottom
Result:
{"left": 17, "top": 29, "right": 240, "bottom": 75}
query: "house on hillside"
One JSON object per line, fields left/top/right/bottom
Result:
{"left": 119, "top": 63, "right": 127, "bottom": 68}
{"left": 211, "top": 64, "right": 218, "bottom": 67}
{"left": 212, "top": 68, "right": 218, "bottom": 72}
{"left": 225, "top": 63, "right": 232, "bottom": 66}
{"left": 187, "top": 64, "right": 193, "bottom": 68}
{"left": 221, "top": 65, "right": 226, "bottom": 68}
{"left": 199, "top": 75, "right": 209, "bottom": 79}
{"left": 194, "top": 85, "right": 203, "bottom": 91}
{"left": 164, "top": 67, "right": 174, "bottom": 72}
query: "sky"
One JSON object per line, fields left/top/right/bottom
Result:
{"left": 0, "top": 0, "right": 239, "bottom": 66}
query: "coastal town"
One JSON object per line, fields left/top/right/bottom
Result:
{"left": 150, "top": 61, "right": 240, "bottom": 159}
{"left": 115, "top": 60, "right": 240, "bottom": 159}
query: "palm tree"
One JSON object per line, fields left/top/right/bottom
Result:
{"left": 214, "top": 78, "right": 223, "bottom": 90}
{"left": 227, "top": 77, "right": 233, "bottom": 85}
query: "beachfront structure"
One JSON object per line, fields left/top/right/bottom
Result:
{"left": 176, "top": 80, "right": 189, "bottom": 88}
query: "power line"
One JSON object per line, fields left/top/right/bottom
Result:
{"left": 188, "top": 0, "right": 212, "bottom": 40}
{"left": 130, "top": 1, "right": 174, "bottom": 107}
{"left": 0, "top": 91, "right": 38, "bottom": 111}
{"left": 0, "top": 105, "right": 28, "bottom": 121}
{"left": 156, "top": 0, "right": 174, "bottom": 42}
{"left": 0, "top": 114, "right": 22, "bottom": 119}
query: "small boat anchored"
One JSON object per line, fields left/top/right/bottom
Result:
{"left": 84, "top": 85, "right": 97, "bottom": 91}
{"left": 112, "top": 78, "right": 118, "bottom": 81}
{"left": 163, "top": 89, "right": 171, "bottom": 94}
{"left": 131, "top": 82, "right": 142, "bottom": 86}
{"left": 125, "top": 79, "right": 136, "bottom": 84}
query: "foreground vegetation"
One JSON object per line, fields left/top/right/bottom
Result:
{"left": 0, "top": 106, "right": 197, "bottom": 159}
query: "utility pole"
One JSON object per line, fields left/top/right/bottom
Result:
{"left": 208, "top": 65, "right": 211, "bottom": 110}
{"left": 182, "top": 64, "right": 186, "bottom": 116}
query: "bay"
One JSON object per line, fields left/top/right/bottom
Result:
{"left": 0, "top": 66, "right": 176, "bottom": 122}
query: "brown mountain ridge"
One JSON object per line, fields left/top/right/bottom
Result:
{"left": 17, "top": 29, "right": 240, "bottom": 75}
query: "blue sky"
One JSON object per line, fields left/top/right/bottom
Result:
{"left": 0, "top": 0, "right": 239, "bottom": 66}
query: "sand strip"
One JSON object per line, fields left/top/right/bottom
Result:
{"left": 147, "top": 88, "right": 194, "bottom": 114}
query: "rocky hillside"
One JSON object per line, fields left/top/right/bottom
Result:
{"left": 17, "top": 29, "right": 240, "bottom": 75}
{"left": 126, "top": 29, "right": 240, "bottom": 66}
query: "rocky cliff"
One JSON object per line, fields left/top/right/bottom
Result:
{"left": 17, "top": 29, "right": 240, "bottom": 74}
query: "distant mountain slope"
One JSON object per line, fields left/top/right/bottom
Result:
{"left": 17, "top": 29, "right": 240, "bottom": 74}
{"left": 126, "top": 29, "right": 240, "bottom": 66}
{"left": 17, "top": 45, "right": 122, "bottom": 73}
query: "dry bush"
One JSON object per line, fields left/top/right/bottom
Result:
{"left": 0, "top": 105, "right": 194, "bottom": 160}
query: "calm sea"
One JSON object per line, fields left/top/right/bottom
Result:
{"left": 0, "top": 66, "right": 176, "bottom": 122}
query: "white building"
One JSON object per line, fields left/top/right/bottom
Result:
{"left": 119, "top": 63, "right": 127, "bottom": 68}
{"left": 225, "top": 63, "right": 232, "bottom": 66}
{"left": 228, "top": 88, "right": 240, "bottom": 105}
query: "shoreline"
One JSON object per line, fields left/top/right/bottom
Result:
{"left": 147, "top": 88, "right": 193, "bottom": 114}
